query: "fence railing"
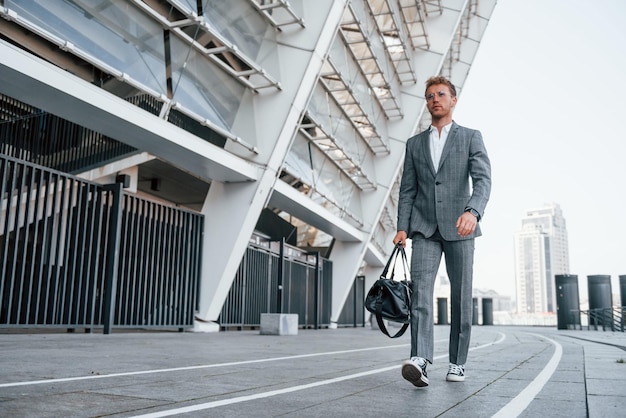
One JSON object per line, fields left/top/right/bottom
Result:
{"left": 570, "top": 307, "right": 625, "bottom": 332}
{"left": 0, "top": 153, "right": 203, "bottom": 332}
{"left": 336, "top": 275, "right": 366, "bottom": 328}
{"left": 220, "top": 238, "right": 332, "bottom": 329}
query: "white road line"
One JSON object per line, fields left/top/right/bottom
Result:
{"left": 491, "top": 333, "right": 563, "bottom": 418}
{"left": 132, "top": 365, "right": 402, "bottom": 418}
{"left": 0, "top": 343, "right": 410, "bottom": 388}
{"left": 130, "top": 333, "right": 506, "bottom": 418}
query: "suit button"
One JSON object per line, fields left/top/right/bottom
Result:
{"left": 435, "top": 181, "right": 441, "bottom": 185}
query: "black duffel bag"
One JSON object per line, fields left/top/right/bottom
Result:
{"left": 365, "top": 243, "right": 412, "bottom": 338}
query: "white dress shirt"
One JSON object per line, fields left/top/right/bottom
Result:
{"left": 429, "top": 122, "right": 452, "bottom": 172}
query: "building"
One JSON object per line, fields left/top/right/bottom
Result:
{"left": 514, "top": 203, "right": 570, "bottom": 314}
{"left": 0, "top": 0, "right": 496, "bottom": 332}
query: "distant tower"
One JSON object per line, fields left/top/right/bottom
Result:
{"left": 514, "top": 203, "right": 570, "bottom": 313}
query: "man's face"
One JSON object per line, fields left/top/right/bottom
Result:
{"left": 425, "top": 84, "right": 457, "bottom": 119}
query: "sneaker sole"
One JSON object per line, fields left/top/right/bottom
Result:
{"left": 446, "top": 374, "right": 465, "bottom": 382}
{"left": 401, "top": 363, "right": 429, "bottom": 387}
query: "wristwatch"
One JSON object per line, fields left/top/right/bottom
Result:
{"left": 465, "top": 207, "right": 480, "bottom": 220}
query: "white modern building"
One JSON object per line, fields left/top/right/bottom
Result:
{"left": 0, "top": 0, "right": 496, "bottom": 332}
{"left": 514, "top": 203, "right": 570, "bottom": 314}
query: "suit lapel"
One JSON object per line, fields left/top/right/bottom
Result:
{"left": 421, "top": 129, "right": 437, "bottom": 176}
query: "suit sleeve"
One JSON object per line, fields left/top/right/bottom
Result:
{"left": 397, "top": 139, "right": 417, "bottom": 233}
{"left": 465, "top": 130, "right": 491, "bottom": 218}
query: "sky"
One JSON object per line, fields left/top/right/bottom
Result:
{"left": 452, "top": 0, "right": 626, "bottom": 300}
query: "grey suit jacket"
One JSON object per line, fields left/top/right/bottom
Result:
{"left": 397, "top": 122, "right": 491, "bottom": 241}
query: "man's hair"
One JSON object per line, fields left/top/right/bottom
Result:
{"left": 425, "top": 76, "right": 457, "bottom": 97}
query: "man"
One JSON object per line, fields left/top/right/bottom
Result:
{"left": 393, "top": 75, "right": 491, "bottom": 387}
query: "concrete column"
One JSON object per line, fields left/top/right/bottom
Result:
{"left": 195, "top": 1, "right": 348, "bottom": 330}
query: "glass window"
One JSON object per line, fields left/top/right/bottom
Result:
{"left": 7, "top": 0, "right": 167, "bottom": 95}
{"left": 169, "top": 33, "right": 245, "bottom": 130}
{"left": 307, "top": 84, "right": 371, "bottom": 169}
{"left": 286, "top": 134, "right": 363, "bottom": 227}
{"left": 201, "top": 0, "right": 268, "bottom": 61}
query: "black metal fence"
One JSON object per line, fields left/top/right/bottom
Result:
{"left": 220, "top": 239, "right": 332, "bottom": 329}
{"left": 0, "top": 154, "right": 203, "bottom": 332}
{"left": 113, "top": 193, "right": 203, "bottom": 329}
{"left": 573, "top": 307, "right": 625, "bottom": 332}
{"left": 336, "top": 275, "right": 366, "bottom": 327}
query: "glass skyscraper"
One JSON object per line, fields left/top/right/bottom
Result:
{"left": 514, "top": 203, "right": 570, "bottom": 314}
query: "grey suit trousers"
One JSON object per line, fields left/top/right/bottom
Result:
{"left": 410, "top": 230, "right": 474, "bottom": 365}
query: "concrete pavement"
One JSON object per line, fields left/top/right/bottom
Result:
{"left": 0, "top": 325, "right": 625, "bottom": 417}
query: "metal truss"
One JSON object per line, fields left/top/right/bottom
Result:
{"left": 396, "top": 0, "right": 431, "bottom": 50}
{"left": 371, "top": 170, "right": 401, "bottom": 254}
{"left": 443, "top": 0, "right": 478, "bottom": 78}
{"left": 422, "top": 0, "right": 444, "bottom": 15}
{"left": 365, "top": 0, "right": 416, "bottom": 84}
{"left": 135, "top": 0, "right": 282, "bottom": 92}
{"left": 279, "top": 169, "right": 364, "bottom": 227}
{"left": 339, "top": 4, "right": 404, "bottom": 120}
{"left": 299, "top": 113, "right": 377, "bottom": 192}
{"left": 319, "top": 58, "right": 390, "bottom": 155}
{"left": 309, "top": 188, "right": 364, "bottom": 227}
{"left": 371, "top": 201, "right": 396, "bottom": 255}
{"left": 280, "top": 167, "right": 363, "bottom": 229}
{"left": 379, "top": 203, "right": 396, "bottom": 232}
{"left": 248, "top": 0, "right": 305, "bottom": 30}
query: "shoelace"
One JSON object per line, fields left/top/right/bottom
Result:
{"left": 448, "top": 364, "right": 464, "bottom": 375}
{"left": 410, "top": 357, "right": 423, "bottom": 364}
{"left": 410, "top": 357, "right": 428, "bottom": 375}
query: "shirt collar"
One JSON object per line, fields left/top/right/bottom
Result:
{"left": 430, "top": 122, "right": 453, "bottom": 134}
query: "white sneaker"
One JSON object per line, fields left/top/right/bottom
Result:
{"left": 446, "top": 363, "right": 465, "bottom": 382}
{"left": 401, "top": 357, "right": 429, "bottom": 387}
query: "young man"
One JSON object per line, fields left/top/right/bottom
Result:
{"left": 393, "top": 75, "right": 491, "bottom": 387}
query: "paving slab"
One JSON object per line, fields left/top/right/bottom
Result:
{"left": 1, "top": 326, "right": 625, "bottom": 417}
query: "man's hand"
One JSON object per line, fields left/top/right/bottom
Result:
{"left": 456, "top": 211, "right": 477, "bottom": 237}
{"left": 393, "top": 231, "right": 408, "bottom": 247}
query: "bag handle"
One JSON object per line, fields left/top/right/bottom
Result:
{"left": 397, "top": 245, "right": 410, "bottom": 281}
{"left": 381, "top": 242, "right": 401, "bottom": 278}
{"left": 385, "top": 243, "right": 411, "bottom": 282}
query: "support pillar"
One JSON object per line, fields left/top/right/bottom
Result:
{"left": 482, "top": 298, "right": 493, "bottom": 326}
{"left": 555, "top": 274, "right": 580, "bottom": 330}
{"left": 437, "top": 297, "right": 448, "bottom": 325}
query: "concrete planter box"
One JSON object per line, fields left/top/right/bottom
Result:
{"left": 260, "top": 313, "right": 299, "bottom": 335}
